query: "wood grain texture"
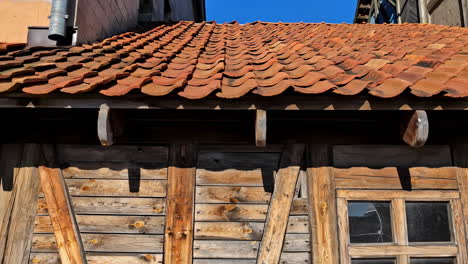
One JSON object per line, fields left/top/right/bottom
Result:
{"left": 62, "top": 162, "right": 167, "bottom": 179}
{"left": 0, "top": 144, "right": 23, "bottom": 261}
{"left": 32, "top": 234, "right": 164, "bottom": 253}
{"left": 195, "top": 203, "right": 268, "bottom": 221}
{"left": 165, "top": 144, "right": 197, "bottom": 264}
{"left": 257, "top": 144, "right": 305, "bottom": 264}
{"left": 256, "top": 110, "right": 267, "bottom": 147}
{"left": 39, "top": 165, "right": 87, "bottom": 264}
{"left": 66, "top": 179, "right": 167, "bottom": 197}
{"left": 194, "top": 222, "right": 264, "bottom": 240}
{"left": 37, "top": 197, "right": 166, "bottom": 216}
{"left": 451, "top": 198, "right": 468, "bottom": 264}
{"left": 193, "top": 240, "right": 260, "bottom": 259}
{"left": 337, "top": 198, "right": 350, "bottom": 264}
{"left": 196, "top": 152, "right": 279, "bottom": 187}
{"left": 34, "top": 215, "right": 165, "bottom": 234}
{"left": 30, "top": 253, "right": 163, "bottom": 264}
{"left": 2, "top": 144, "right": 41, "bottom": 264}
{"left": 402, "top": 110, "right": 429, "bottom": 147}
{"left": 196, "top": 186, "right": 271, "bottom": 204}
{"left": 337, "top": 190, "right": 459, "bottom": 200}
{"left": 334, "top": 167, "right": 458, "bottom": 190}
{"left": 308, "top": 167, "right": 339, "bottom": 264}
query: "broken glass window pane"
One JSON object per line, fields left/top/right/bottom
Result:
{"left": 352, "top": 259, "right": 396, "bottom": 264}
{"left": 406, "top": 202, "right": 452, "bottom": 242}
{"left": 410, "top": 257, "right": 455, "bottom": 264}
{"left": 348, "top": 201, "right": 393, "bottom": 243}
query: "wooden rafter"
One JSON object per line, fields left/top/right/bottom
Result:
{"left": 39, "top": 145, "right": 87, "bottom": 264}
{"left": 257, "top": 144, "right": 305, "bottom": 263}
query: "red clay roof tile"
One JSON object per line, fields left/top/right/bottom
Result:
{"left": 0, "top": 22, "right": 467, "bottom": 99}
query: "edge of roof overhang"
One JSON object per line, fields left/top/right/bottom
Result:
{"left": 0, "top": 93, "right": 467, "bottom": 111}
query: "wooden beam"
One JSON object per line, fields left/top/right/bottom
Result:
{"left": 165, "top": 144, "right": 197, "bottom": 264}
{"left": 308, "top": 167, "right": 339, "bottom": 264}
{"left": 1, "top": 144, "right": 41, "bottom": 264}
{"left": 402, "top": 110, "right": 429, "bottom": 147}
{"left": 1, "top": 94, "right": 467, "bottom": 110}
{"left": 255, "top": 110, "right": 267, "bottom": 147}
{"left": 39, "top": 145, "right": 87, "bottom": 264}
{"left": 257, "top": 144, "right": 305, "bottom": 263}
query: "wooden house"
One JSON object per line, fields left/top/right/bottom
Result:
{"left": 0, "top": 17, "right": 468, "bottom": 264}
{"left": 354, "top": 0, "right": 468, "bottom": 26}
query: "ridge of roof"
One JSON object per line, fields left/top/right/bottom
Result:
{"left": 0, "top": 21, "right": 467, "bottom": 99}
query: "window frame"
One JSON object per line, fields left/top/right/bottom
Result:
{"left": 337, "top": 190, "right": 465, "bottom": 264}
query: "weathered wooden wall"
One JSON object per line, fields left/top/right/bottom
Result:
{"left": 0, "top": 144, "right": 41, "bottom": 264}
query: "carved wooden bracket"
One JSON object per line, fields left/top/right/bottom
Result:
{"left": 256, "top": 110, "right": 267, "bottom": 147}
{"left": 402, "top": 110, "right": 429, "bottom": 148}
{"left": 97, "top": 104, "right": 125, "bottom": 146}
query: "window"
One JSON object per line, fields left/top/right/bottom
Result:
{"left": 337, "top": 190, "right": 466, "bottom": 264}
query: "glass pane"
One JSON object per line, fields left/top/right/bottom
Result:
{"left": 352, "top": 259, "right": 396, "bottom": 264}
{"left": 406, "top": 202, "right": 452, "bottom": 242}
{"left": 410, "top": 257, "right": 455, "bottom": 264}
{"left": 348, "top": 201, "right": 393, "bottom": 243}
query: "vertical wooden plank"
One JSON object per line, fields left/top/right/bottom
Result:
{"left": 0, "top": 144, "right": 23, "bottom": 260}
{"left": 456, "top": 167, "right": 468, "bottom": 264}
{"left": 255, "top": 110, "right": 267, "bottom": 147}
{"left": 165, "top": 144, "right": 197, "bottom": 264}
{"left": 336, "top": 198, "right": 350, "bottom": 264}
{"left": 256, "top": 144, "right": 305, "bottom": 264}
{"left": 2, "top": 144, "right": 41, "bottom": 264}
{"left": 393, "top": 199, "right": 409, "bottom": 264}
{"left": 451, "top": 198, "right": 468, "bottom": 264}
{"left": 39, "top": 145, "right": 87, "bottom": 264}
{"left": 308, "top": 167, "right": 339, "bottom": 264}
{"left": 392, "top": 199, "right": 408, "bottom": 246}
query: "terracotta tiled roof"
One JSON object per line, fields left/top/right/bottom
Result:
{"left": 1, "top": 21, "right": 468, "bottom": 98}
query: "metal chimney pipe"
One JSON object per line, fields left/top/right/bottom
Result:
{"left": 48, "top": 0, "right": 69, "bottom": 41}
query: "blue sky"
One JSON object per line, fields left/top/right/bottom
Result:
{"left": 206, "top": 0, "right": 357, "bottom": 24}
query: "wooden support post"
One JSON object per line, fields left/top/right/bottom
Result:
{"left": 402, "top": 110, "right": 429, "bottom": 147}
{"left": 97, "top": 104, "right": 125, "bottom": 146}
{"left": 1, "top": 144, "right": 41, "bottom": 264}
{"left": 257, "top": 144, "right": 305, "bottom": 264}
{"left": 256, "top": 110, "right": 267, "bottom": 147}
{"left": 165, "top": 144, "right": 197, "bottom": 264}
{"left": 308, "top": 167, "right": 339, "bottom": 264}
{"left": 39, "top": 145, "right": 87, "bottom": 264}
